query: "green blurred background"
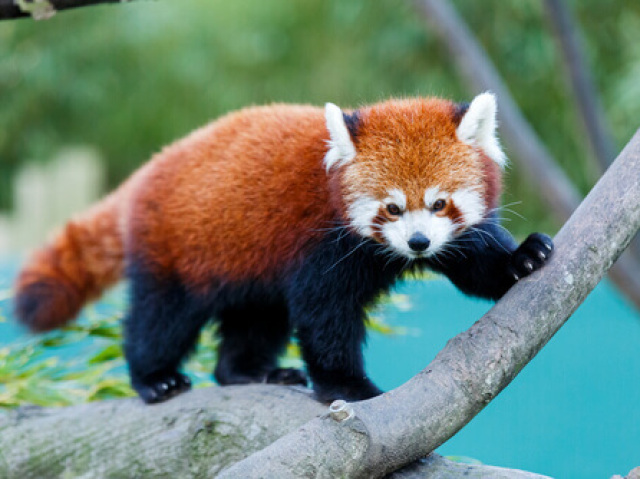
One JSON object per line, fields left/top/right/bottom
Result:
{"left": 2, "top": 0, "right": 640, "bottom": 237}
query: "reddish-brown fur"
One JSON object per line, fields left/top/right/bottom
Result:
{"left": 127, "top": 105, "right": 336, "bottom": 290}
{"left": 14, "top": 192, "right": 125, "bottom": 331}
{"left": 14, "top": 98, "right": 502, "bottom": 330}
{"left": 340, "top": 98, "right": 500, "bottom": 215}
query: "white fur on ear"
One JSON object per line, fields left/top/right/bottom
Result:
{"left": 456, "top": 92, "right": 507, "bottom": 168}
{"left": 324, "top": 102, "right": 357, "bottom": 171}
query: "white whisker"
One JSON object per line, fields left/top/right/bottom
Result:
{"left": 323, "top": 238, "right": 369, "bottom": 274}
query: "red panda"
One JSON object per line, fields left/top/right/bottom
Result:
{"left": 14, "top": 93, "right": 553, "bottom": 403}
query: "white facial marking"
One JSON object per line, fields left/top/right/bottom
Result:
{"left": 324, "top": 102, "right": 356, "bottom": 171}
{"left": 347, "top": 187, "right": 485, "bottom": 260}
{"left": 424, "top": 187, "right": 449, "bottom": 208}
{"left": 451, "top": 188, "right": 484, "bottom": 227}
{"left": 385, "top": 189, "right": 407, "bottom": 210}
{"left": 456, "top": 92, "right": 507, "bottom": 168}
{"left": 347, "top": 196, "right": 379, "bottom": 236}
{"left": 381, "top": 210, "right": 455, "bottom": 259}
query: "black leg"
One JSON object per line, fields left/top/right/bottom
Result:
{"left": 291, "top": 301, "right": 382, "bottom": 403}
{"left": 286, "top": 235, "right": 397, "bottom": 403}
{"left": 427, "top": 216, "right": 554, "bottom": 300}
{"left": 124, "top": 270, "right": 209, "bottom": 404}
{"left": 214, "top": 302, "right": 307, "bottom": 387}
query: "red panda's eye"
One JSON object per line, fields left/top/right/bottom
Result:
{"left": 432, "top": 199, "right": 446, "bottom": 212}
{"left": 386, "top": 203, "right": 402, "bottom": 216}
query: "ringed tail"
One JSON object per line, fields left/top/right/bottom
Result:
{"left": 13, "top": 191, "right": 125, "bottom": 332}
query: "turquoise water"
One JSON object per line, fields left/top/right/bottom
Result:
{"left": 1, "top": 261, "right": 639, "bottom": 478}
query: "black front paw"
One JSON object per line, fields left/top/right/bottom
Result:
{"left": 132, "top": 370, "right": 192, "bottom": 404}
{"left": 312, "top": 376, "right": 383, "bottom": 403}
{"left": 266, "top": 368, "right": 308, "bottom": 386}
{"left": 509, "top": 233, "right": 554, "bottom": 281}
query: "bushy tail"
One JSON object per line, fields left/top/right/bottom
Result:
{"left": 14, "top": 193, "right": 125, "bottom": 332}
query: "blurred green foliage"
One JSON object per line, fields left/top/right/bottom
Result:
{"left": 0, "top": 286, "right": 402, "bottom": 408}
{"left": 0, "top": 295, "right": 223, "bottom": 408}
{"left": 1, "top": 0, "right": 640, "bottom": 234}
{"left": 0, "top": 305, "right": 135, "bottom": 408}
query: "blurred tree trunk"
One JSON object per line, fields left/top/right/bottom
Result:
{"left": 543, "top": 0, "right": 616, "bottom": 169}
{"left": 542, "top": 0, "right": 640, "bottom": 265}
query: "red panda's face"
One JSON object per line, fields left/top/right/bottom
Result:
{"left": 324, "top": 94, "right": 504, "bottom": 260}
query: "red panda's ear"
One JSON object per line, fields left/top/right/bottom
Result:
{"left": 324, "top": 103, "right": 357, "bottom": 171}
{"left": 456, "top": 92, "right": 507, "bottom": 168}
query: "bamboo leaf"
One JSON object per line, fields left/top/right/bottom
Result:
{"left": 87, "top": 344, "right": 123, "bottom": 365}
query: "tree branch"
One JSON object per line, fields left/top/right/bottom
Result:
{"left": 0, "top": 385, "right": 549, "bottom": 478}
{"left": 412, "top": 0, "right": 640, "bottom": 311}
{"left": 220, "top": 129, "right": 640, "bottom": 477}
{"left": 0, "top": 0, "right": 135, "bottom": 20}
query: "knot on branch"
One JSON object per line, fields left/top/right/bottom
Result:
{"left": 329, "top": 400, "right": 354, "bottom": 422}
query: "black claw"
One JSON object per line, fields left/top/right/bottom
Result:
{"left": 266, "top": 368, "right": 308, "bottom": 386}
{"left": 133, "top": 371, "right": 192, "bottom": 404}
{"left": 508, "top": 233, "right": 554, "bottom": 282}
{"left": 142, "top": 387, "right": 158, "bottom": 403}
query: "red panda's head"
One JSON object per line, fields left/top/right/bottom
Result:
{"left": 324, "top": 93, "right": 505, "bottom": 260}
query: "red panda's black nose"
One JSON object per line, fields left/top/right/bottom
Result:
{"left": 408, "top": 233, "right": 430, "bottom": 252}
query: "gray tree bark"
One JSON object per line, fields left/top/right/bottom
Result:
{"left": 0, "top": 385, "right": 549, "bottom": 479}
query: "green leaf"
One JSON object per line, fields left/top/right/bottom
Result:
{"left": 86, "top": 378, "right": 134, "bottom": 401}
{"left": 87, "top": 344, "right": 123, "bottom": 365}
{"left": 367, "top": 316, "right": 406, "bottom": 336}
{"left": 39, "top": 334, "right": 82, "bottom": 348}
{"left": 86, "top": 324, "right": 122, "bottom": 339}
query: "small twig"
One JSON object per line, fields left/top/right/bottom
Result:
{"left": 0, "top": 0, "right": 134, "bottom": 20}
